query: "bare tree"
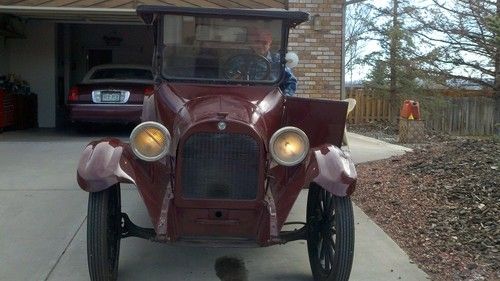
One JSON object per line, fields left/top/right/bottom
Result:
{"left": 362, "top": 0, "right": 428, "bottom": 123}
{"left": 416, "top": 0, "right": 499, "bottom": 137}
{"left": 344, "top": 2, "right": 372, "bottom": 84}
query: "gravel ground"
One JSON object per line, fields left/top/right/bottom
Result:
{"left": 349, "top": 123, "right": 499, "bottom": 281}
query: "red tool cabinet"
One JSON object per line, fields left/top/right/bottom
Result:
{"left": 0, "top": 89, "right": 15, "bottom": 131}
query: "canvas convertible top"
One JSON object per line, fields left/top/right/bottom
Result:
{"left": 136, "top": 5, "right": 309, "bottom": 27}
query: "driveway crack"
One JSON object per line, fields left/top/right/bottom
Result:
{"left": 43, "top": 215, "right": 87, "bottom": 281}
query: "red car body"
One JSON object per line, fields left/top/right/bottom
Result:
{"left": 76, "top": 6, "right": 358, "bottom": 281}
{"left": 78, "top": 84, "right": 355, "bottom": 244}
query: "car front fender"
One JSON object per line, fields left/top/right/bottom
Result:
{"left": 77, "top": 138, "right": 172, "bottom": 233}
{"left": 77, "top": 138, "right": 171, "bottom": 193}
{"left": 310, "top": 145, "right": 357, "bottom": 197}
{"left": 77, "top": 138, "right": 136, "bottom": 192}
{"left": 268, "top": 144, "right": 356, "bottom": 234}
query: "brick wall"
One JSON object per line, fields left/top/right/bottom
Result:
{"left": 288, "top": 0, "right": 343, "bottom": 99}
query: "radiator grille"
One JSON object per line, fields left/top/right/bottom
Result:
{"left": 181, "top": 132, "right": 259, "bottom": 200}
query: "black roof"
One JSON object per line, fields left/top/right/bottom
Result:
{"left": 136, "top": 5, "right": 309, "bottom": 27}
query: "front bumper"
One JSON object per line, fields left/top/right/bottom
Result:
{"left": 68, "top": 103, "right": 142, "bottom": 123}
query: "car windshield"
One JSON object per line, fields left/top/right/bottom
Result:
{"left": 162, "top": 15, "right": 284, "bottom": 83}
{"left": 90, "top": 68, "right": 153, "bottom": 80}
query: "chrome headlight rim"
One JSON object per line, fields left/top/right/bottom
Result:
{"left": 269, "top": 126, "right": 309, "bottom": 166}
{"left": 130, "top": 121, "right": 171, "bottom": 162}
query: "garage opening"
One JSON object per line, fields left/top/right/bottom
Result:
{"left": 56, "top": 23, "right": 154, "bottom": 128}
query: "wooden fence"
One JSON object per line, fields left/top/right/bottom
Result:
{"left": 425, "top": 96, "right": 495, "bottom": 136}
{"left": 346, "top": 90, "right": 391, "bottom": 124}
{"left": 346, "top": 90, "right": 495, "bottom": 136}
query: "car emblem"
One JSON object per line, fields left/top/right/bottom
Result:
{"left": 217, "top": 121, "right": 227, "bottom": 131}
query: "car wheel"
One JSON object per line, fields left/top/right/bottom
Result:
{"left": 306, "top": 183, "right": 354, "bottom": 281}
{"left": 87, "top": 184, "right": 121, "bottom": 281}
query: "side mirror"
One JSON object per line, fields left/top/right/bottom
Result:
{"left": 285, "top": 52, "right": 299, "bottom": 68}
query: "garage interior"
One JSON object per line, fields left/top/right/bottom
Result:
{"left": 0, "top": 8, "right": 153, "bottom": 130}
{"left": 57, "top": 23, "right": 154, "bottom": 128}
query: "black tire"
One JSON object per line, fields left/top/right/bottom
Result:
{"left": 306, "top": 183, "right": 355, "bottom": 281}
{"left": 87, "top": 184, "right": 121, "bottom": 281}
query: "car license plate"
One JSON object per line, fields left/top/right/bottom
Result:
{"left": 101, "top": 92, "right": 121, "bottom": 102}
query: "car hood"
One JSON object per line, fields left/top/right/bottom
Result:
{"left": 155, "top": 83, "right": 284, "bottom": 151}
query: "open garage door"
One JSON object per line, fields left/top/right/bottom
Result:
{"left": 0, "top": 6, "right": 139, "bottom": 23}
{"left": 0, "top": 6, "right": 153, "bottom": 128}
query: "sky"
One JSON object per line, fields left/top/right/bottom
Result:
{"left": 344, "top": 0, "right": 461, "bottom": 82}
{"left": 345, "top": 0, "right": 386, "bottom": 82}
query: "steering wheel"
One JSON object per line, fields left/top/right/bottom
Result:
{"left": 223, "top": 54, "right": 271, "bottom": 81}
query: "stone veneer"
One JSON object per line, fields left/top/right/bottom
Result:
{"left": 288, "top": 0, "right": 343, "bottom": 99}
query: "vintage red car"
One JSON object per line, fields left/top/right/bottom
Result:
{"left": 77, "top": 5, "right": 357, "bottom": 281}
{"left": 67, "top": 64, "right": 153, "bottom": 124}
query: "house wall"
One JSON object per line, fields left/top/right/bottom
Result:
{"left": 2, "top": 0, "right": 342, "bottom": 128}
{"left": 288, "top": 0, "right": 343, "bottom": 99}
{"left": 8, "top": 21, "right": 56, "bottom": 128}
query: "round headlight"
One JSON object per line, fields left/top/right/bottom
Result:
{"left": 130, "top": 121, "right": 171, "bottom": 161}
{"left": 269, "top": 127, "right": 309, "bottom": 166}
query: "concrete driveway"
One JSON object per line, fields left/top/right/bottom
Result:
{"left": 0, "top": 129, "right": 426, "bottom": 281}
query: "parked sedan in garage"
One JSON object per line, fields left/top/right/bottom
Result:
{"left": 67, "top": 64, "right": 154, "bottom": 124}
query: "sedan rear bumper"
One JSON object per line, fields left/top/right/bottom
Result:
{"left": 68, "top": 103, "right": 143, "bottom": 123}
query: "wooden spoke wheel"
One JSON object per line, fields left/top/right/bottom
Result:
{"left": 306, "top": 183, "right": 354, "bottom": 281}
